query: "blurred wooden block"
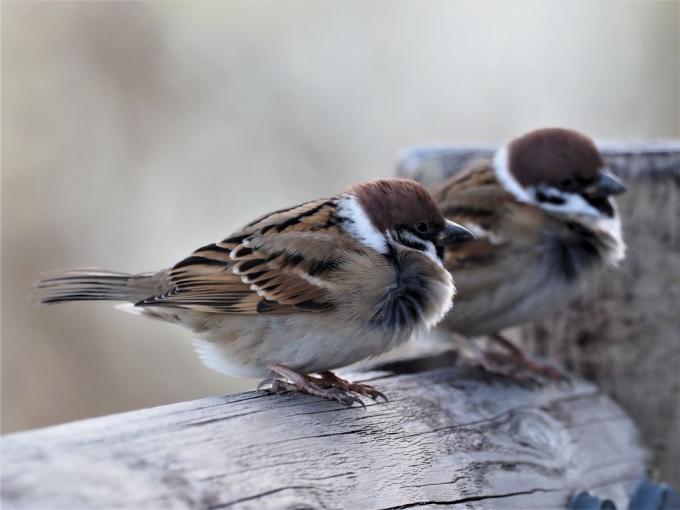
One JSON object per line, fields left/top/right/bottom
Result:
{"left": 1, "top": 355, "right": 646, "bottom": 509}
{"left": 397, "top": 140, "right": 680, "bottom": 485}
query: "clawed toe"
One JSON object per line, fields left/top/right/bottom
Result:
{"left": 345, "top": 383, "right": 388, "bottom": 402}
{"left": 458, "top": 334, "right": 565, "bottom": 384}
{"left": 313, "top": 371, "right": 389, "bottom": 402}
{"left": 295, "top": 381, "right": 367, "bottom": 408}
{"left": 325, "top": 387, "right": 366, "bottom": 409}
{"left": 257, "top": 378, "right": 274, "bottom": 392}
{"left": 261, "top": 365, "right": 373, "bottom": 408}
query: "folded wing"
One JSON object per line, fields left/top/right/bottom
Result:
{"left": 136, "top": 199, "right": 361, "bottom": 314}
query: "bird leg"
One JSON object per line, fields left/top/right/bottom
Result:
{"left": 259, "top": 364, "right": 366, "bottom": 408}
{"left": 488, "top": 333, "right": 564, "bottom": 380}
{"left": 312, "top": 371, "right": 388, "bottom": 402}
{"left": 459, "top": 333, "right": 564, "bottom": 382}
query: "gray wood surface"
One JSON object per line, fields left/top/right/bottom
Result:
{"left": 397, "top": 140, "right": 680, "bottom": 486}
{"left": 1, "top": 354, "right": 645, "bottom": 510}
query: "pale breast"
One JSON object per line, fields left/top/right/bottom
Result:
{"left": 191, "top": 312, "right": 414, "bottom": 377}
{"left": 370, "top": 247, "right": 454, "bottom": 333}
{"left": 444, "top": 222, "right": 611, "bottom": 336}
{"left": 446, "top": 261, "right": 581, "bottom": 336}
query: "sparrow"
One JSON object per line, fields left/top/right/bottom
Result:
{"left": 429, "top": 128, "right": 626, "bottom": 379}
{"left": 33, "top": 179, "right": 474, "bottom": 406}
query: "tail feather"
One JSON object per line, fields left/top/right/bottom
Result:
{"left": 33, "top": 270, "right": 156, "bottom": 305}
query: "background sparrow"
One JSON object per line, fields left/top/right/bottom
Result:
{"left": 34, "top": 179, "right": 473, "bottom": 405}
{"left": 431, "top": 128, "right": 626, "bottom": 379}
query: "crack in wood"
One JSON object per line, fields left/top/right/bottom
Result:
{"left": 289, "top": 401, "right": 392, "bottom": 417}
{"left": 304, "top": 471, "right": 356, "bottom": 482}
{"left": 404, "top": 476, "right": 465, "bottom": 488}
{"left": 259, "top": 429, "right": 364, "bottom": 449}
{"left": 375, "top": 487, "right": 564, "bottom": 509}
{"left": 197, "top": 460, "right": 312, "bottom": 481}
{"left": 207, "top": 485, "right": 331, "bottom": 509}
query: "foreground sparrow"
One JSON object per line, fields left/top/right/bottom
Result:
{"left": 34, "top": 179, "right": 473, "bottom": 406}
{"left": 429, "top": 128, "right": 626, "bottom": 379}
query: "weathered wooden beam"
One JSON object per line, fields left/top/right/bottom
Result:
{"left": 1, "top": 354, "right": 645, "bottom": 509}
{"left": 397, "top": 140, "right": 680, "bottom": 486}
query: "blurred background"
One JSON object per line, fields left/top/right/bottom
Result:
{"left": 2, "top": 0, "right": 679, "bottom": 433}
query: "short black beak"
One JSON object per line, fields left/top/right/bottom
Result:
{"left": 438, "top": 220, "right": 475, "bottom": 246}
{"left": 585, "top": 171, "right": 627, "bottom": 198}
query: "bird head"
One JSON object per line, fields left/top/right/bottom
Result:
{"left": 495, "top": 128, "right": 626, "bottom": 219}
{"left": 338, "top": 179, "right": 474, "bottom": 262}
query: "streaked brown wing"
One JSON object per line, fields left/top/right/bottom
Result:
{"left": 136, "top": 200, "right": 352, "bottom": 314}
{"left": 435, "top": 163, "right": 551, "bottom": 296}
{"left": 234, "top": 198, "right": 341, "bottom": 238}
{"left": 433, "top": 163, "right": 508, "bottom": 233}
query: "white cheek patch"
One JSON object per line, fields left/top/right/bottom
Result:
{"left": 493, "top": 147, "right": 532, "bottom": 202}
{"left": 398, "top": 230, "right": 440, "bottom": 264}
{"left": 337, "top": 194, "right": 387, "bottom": 254}
{"left": 529, "top": 185, "right": 603, "bottom": 218}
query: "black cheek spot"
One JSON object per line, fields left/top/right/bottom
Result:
{"left": 583, "top": 195, "right": 615, "bottom": 217}
{"left": 536, "top": 190, "right": 566, "bottom": 205}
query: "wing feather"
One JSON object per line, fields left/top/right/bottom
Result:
{"left": 137, "top": 200, "right": 353, "bottom": 314}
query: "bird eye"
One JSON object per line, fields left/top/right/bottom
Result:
{"left": 559, "top": 177, "right": 574, "bottom": 188}
{"left": 414, "top": 222, "right": 430, "bottom": 234}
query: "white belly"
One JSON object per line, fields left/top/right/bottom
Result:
{"left": 190, "top": 314, "right": 413, "bottom": 378}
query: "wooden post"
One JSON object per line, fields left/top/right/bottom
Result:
{"left": 1, "top": 355, "right": 646, "bottom": 509}
{"left": 397, "top": 141, "right": 680, "bottom": 485}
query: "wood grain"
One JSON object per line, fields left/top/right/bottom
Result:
{"left": 1, "top": 354, "right": 645, "bottom": 509}
{"left": 397, "top": 140, "right": 680, "bottom": 485}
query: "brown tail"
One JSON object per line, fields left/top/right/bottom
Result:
{"left": 32, "top": 269, "right": 157, "bottom": 305}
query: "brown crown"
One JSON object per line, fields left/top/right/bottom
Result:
{"left": 508, "top": 128, "right": 604, "bottom": 188}
{"left": 349, "top": 179, "right": 445, "bottom": 232}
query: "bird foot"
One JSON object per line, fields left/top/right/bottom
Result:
{"left": 459, "top": 333, "right": 565, "bottom": 383}
{"left": 258, "top": 365, "right": 368, "bottom": 408}
{"left": 311, "top": 371, "right": 388, "bottom": 402}
{"left": 470, "top": 350, "right": 564, "bottom": 383}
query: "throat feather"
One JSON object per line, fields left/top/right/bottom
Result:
{"left": 370, "top": 249, "right": 431, "bottom": 331}
{"left": 547, "top": 222, "right": 605, "bottom": 282}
